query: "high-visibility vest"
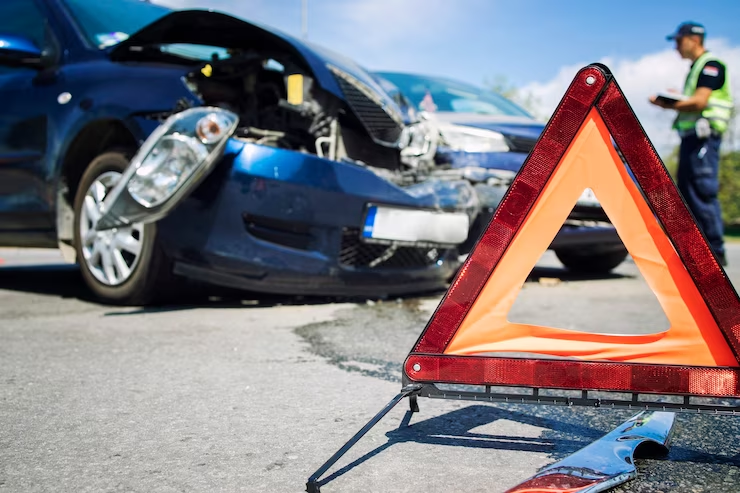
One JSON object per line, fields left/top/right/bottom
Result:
{"left": 673, "top": 51, "right": 734, "bottom": 135}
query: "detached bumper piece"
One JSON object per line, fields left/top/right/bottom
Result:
{"left": 505, "top": 411, "right": 674, "bottom": 493}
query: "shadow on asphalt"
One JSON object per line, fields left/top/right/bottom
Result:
{"left": 313, "top": 404, "right": 606, "bottom": 489}
{"left": 0, "top": 263, "right": 445, "bottom": 313}
{"left": 525, "top": 265, "right": 631, "bottom": 283}
{"left": 313, "top": 402, "right": 739, "bottom": 491}
{"left": 0, "top": 260, "right": 633, "bottom": 315}
{"left": 0, "top": 264, "right": 93, "bottom": 300}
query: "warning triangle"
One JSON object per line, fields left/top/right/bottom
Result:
{"left": 404, "top": 63, "right": 740, "bottom": 398}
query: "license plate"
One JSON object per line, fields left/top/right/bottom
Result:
{"left": 362, "top": 205, "right": 470, "bottom": 245}
{"left": 577, "top": 187, "right": 600, "bottom": 206}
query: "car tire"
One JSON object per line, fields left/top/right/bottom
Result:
{"left": 554, "top": 249, "right": 628, "bottom": 275}
{"left": 72, "top": 150, "right": 171, "bottom": 305}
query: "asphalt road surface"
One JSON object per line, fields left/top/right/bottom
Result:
{"left": 1, "top": 246, "right": 740, "bottom": 492}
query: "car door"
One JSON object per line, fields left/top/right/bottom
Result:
{"left": 0, "top": 0, "right": 63, "bottom": 247}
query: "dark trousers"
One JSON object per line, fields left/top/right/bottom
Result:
{"left": 677, "top": 133, "right": 725, "bottom": 256}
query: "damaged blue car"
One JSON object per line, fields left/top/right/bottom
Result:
{"left": 0, "top": 0, "right": 479, "bottom": 304}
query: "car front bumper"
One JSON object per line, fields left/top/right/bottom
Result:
{"left": 155, "top": 139, "right": 467, "bottom": 297}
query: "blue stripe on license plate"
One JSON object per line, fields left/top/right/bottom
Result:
{"left": 362, "top": 205, "right": 377, "bottom": 237}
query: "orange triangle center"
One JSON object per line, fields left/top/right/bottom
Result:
{"left": 444, "top": 109, "right": 737, "bottom": 367}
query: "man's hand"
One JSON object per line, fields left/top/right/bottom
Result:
{"left": 675, "top": 87, "right": 712, "bottom": 112}
{"left": 649, "top": 87, "right": 712, "bottom": 112}
{"left": 649, "top": 95, "right": 674, "bottom": 109}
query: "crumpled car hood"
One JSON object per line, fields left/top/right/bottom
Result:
{"left": 108, "top": 9, "right": 404, "bottom": 120}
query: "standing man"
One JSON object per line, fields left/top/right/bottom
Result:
{"left": 650, "top": 21, "right": 734, "bottom": 266}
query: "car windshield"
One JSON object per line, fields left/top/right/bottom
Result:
{"left": 62, "top": 0, "right": 229, "bottom": 60}
{"left": 375, "top": 72, "right": 533, "bottom": 118}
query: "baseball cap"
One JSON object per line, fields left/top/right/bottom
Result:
{"left": 666, "top": 21, "right": 706, "bottom": 40}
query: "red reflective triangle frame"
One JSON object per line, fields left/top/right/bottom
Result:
{"left": 404, "top": 64, "right": 740, "bottom": 398}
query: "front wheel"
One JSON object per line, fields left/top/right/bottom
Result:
{"left": 555, "top": 249, "right": 629, "bottom": 275}
{"left": 73, "top": 150, "right": 171, "bottom": 305}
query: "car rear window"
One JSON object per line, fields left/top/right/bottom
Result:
{"left": 376, "top": 72, "right": 533, "bottom": 118}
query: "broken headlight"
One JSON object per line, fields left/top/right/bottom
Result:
{"left": 399, "top": 120, "right": 438, "bottom": 168}
{"left": 96, "top": 107, "right": 239, "bottom": 230}
{"left": 127, "top": 133, "right": 210, "bottom": 207}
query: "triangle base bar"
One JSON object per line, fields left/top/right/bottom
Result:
{"left": 408, "top": 381, "right": 740, "bottom": 415}
{"left": 406, "top": 354, "right": 740, "bottom": 398}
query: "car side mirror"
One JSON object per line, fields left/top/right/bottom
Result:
{"left": 0, "top": 34, "right": 49, "bottom": 69}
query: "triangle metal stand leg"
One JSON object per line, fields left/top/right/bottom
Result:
{"left": 305, "top": 384, "right": 422, "bottom": 493}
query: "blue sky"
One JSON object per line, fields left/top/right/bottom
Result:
{"left": 155, "top": 0, "right": 740, "bottom": 87}
{"left": 154, "top": 0, "right": 740, "bottom": 153}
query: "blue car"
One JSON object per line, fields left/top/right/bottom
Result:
{"left": 373, "top": 72, "right": 629, "bottom": 273}
{"left": 0, "top": 0, "right": 477, "bottom": 304}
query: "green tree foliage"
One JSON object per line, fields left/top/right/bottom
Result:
{"left": 662, "top": 145, "right": 679, "bottom": 180}
{"left": 663, "top": 145, "right": 740, "bottom": 225}
{"left": 719, "top": 150, "right": 740, "bottom": 225}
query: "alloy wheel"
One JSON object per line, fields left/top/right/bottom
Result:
{"left": 78, "top": 171, "right": 145, "bottom": 286}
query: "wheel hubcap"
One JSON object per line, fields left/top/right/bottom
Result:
{"left": 79, "top": 171, "right": 145, "bottom": 286}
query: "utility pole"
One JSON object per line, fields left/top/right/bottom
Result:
{"left": 301, "top": 0, "right": 308, "bottom": 40}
